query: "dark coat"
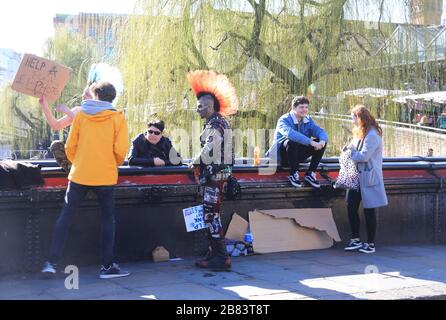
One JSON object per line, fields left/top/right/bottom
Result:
{"left": 128, "top": 133, "right": 182, "bottom": 167}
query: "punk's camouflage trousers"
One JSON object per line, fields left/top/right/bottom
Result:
{"left": 50, "top": 140, "right": 71, "bottom": 173}
{"left": 202, "top": 172, "right": 230, "bottom": 239}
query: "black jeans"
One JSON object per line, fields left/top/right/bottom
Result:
{"left": 347, "top": 189, "right": 376, "bottom": 244}
{"left": 49, "top": 181, "right": 116, "bottom": 266}
{"left": 279, "top": 139, "right": 327, "bottom": 175}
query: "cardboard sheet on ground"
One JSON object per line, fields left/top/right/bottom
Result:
{"left": 11, "top": 54, "right": 72, "bottom": 102}
{"left": 249, "top": 208, "right": 341, "bottom": 253}
{"left": 225, "top": 213, "right": 249, "bottom": 242}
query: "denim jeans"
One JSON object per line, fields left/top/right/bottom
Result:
{"left": 49, "top": 181, "right": 116, "bottom": 266}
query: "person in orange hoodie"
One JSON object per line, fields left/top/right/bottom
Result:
{"left": 41, "top": 81, "right": 130, "bottom": 279}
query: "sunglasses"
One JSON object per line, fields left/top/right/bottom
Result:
{"left": 148, "top": 130, "right": 161, "bottom": 136}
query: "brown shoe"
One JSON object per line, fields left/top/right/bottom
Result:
{"left": 195, "top": 257, "right": 231, "bottom": 270}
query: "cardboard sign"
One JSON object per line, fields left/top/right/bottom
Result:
{"left": 183, "top": 205, "right": 207, "bottom": 232}
{"left": 11, "top": 54, "right": 72, "bottom": 102}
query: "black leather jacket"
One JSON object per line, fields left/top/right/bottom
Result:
{"left": 128, "top": 133, "right": 182, "bottom": 166}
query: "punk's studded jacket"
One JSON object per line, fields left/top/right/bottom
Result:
{"left": 193, "top": 112, "right": 234, "bottom": 180}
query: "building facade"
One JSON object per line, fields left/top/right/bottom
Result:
{"left": 0, "top": 48, "right": 21, "bottom": 87}
{"left": 53, "top": 12, "right": 127, "bottom": 57}
{"left": 410, "top": 0, "right": 443, "bottom": 25}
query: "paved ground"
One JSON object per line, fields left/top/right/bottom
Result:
{"left": 1, "top": 245, "right": 446, "bottom": 300}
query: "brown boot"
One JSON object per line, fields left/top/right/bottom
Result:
{"left": 195, "top": 257, "right": 231, "bottom": 270}
{"left": 195, "top": 238, "right": 231, "bottom": 270}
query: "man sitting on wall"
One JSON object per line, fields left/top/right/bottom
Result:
{"left": 266, "top": 96, "right": 328, "bottom": 189}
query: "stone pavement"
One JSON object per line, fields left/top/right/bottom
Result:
{"left": 1, "top": 245, "right": 446, "bottom": 300}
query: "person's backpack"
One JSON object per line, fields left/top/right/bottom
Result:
{"left": 225, "top": 175, "right": 241, "bottom": 200}
{"left": 0, "top": 160, "right": 44, "bottom": 190}
{"left": 0, "top": 162, "right": 17, "bottom": 190}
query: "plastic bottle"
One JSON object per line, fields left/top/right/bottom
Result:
{"left": 244, "top": 227, "right": 254, "bottom": 254}
{"left": 235, "top": 242, "right": 247, "bottom": 256}
{"left": 253, "top": 146, "right": 260, "bottom": 166}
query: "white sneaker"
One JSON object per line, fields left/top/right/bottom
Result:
{"left": 41, "top": 261, "right": 56, "bottom": 275}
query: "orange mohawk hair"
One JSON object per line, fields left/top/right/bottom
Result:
{"left": 187, "top": 70, "right": 238, "bottom": 116}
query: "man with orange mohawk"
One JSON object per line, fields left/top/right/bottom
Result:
{"left": 187, "top": 70, "right": 238, "bottom": 270}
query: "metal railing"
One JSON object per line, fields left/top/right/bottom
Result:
{"left": 10, "top": 150, "right": 49, "bottom": 160}
{"left": 312, "top": 112, "right": 446, "bottom": 135}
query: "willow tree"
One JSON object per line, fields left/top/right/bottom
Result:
{"left": 45, "top": 29, "right": 100, "bottom": 112}
{"left": 0, "top": 29, "right": 100, "bottom": 158}
{"left": 0, "top": 86, "right": 45, "bottom": 157}
{"left": 117, "top": 0, "right": 398, "bottom": 156}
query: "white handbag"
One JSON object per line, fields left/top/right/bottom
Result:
{"left": 334, "top": 150, "right": 360, "bottom": 190}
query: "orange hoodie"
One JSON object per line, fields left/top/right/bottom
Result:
{"left": 65, "top": 110, "right": 129, "bottom": 186}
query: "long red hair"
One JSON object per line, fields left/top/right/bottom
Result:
{"left": 351, "top": 105, "right": 383, "bottom": 139}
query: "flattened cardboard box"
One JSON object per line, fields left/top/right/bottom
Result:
{"left": 249, "top": 208, "right": 341, "bottom": 253}
{"left": 225, "top": 212, "right": 249, "bottom": 242}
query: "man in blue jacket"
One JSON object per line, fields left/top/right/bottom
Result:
{"left": 266, "top": 96, "right": 328, "bottom": 188}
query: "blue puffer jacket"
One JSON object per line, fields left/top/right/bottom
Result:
{"left": 266, "top": 112, "right": 328, "bottom": 161}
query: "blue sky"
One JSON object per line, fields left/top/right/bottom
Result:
{"left": 0, "top": 0, "right": 445, "bottom": 55}
{"left": 0, "top": 0, "right": 138, "bottom": 55}
{"left": 346, "top": 0, "right": 406, "bottom": 22}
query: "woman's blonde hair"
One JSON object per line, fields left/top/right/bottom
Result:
{"left": 351, "top": 105, "right": 383, "bottom": 139}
